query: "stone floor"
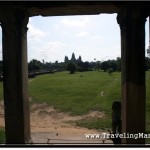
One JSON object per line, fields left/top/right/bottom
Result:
{"left": 31, "top": 132, "right": 113, "bottom": 145}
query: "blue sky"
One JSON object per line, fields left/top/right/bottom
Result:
{"left": 0, "top": 14, "right": 149, "bottom": 62}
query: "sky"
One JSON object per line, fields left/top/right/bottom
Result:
{"left": 0, "top": 14, "right": 149, "bottom": 63}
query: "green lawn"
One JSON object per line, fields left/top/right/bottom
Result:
{"left": 29, "top": 71, "right": 121, "bottom": 116}
{"left": 28, "top": 71, "right": 121, "bottom": 131}
{"left": 0, "top": 128, "right": 5, "bottom": 144}
{"left": 0, "top": 71, "right": 150, "bottom": 143}
{"left": 28, "top": 71, "right": 150, "bottom": 133}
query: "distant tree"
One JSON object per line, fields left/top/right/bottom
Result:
{"left": 147, "top": 47, "right": 150, "bottom": 58}
{"left": 116, "top": 57, "right": 121, "bottom": 72}
{"left": 107, "top": 68, "right": 113, "bottom": 76}
{"left": 28, "top": 59, "right": 42, "bottom": 72}
{"left": 88, "top": 61, "right": 97, "bottom": 71}
{"left": 96, "top": 61, "right": 101, "bottom": 71}
{"left": 109, "top": 60, "right": 117, "bottom": 72}
{"left": 145, "top": 57, "right": 150, "bottom": 71}
{"left": 44, "top": 62, "right": 52, "bottom": 70}
{"left": 101, "top": 61, "right": 109, "bottom": 72}
{"left": 84, "top": 61, "right": 89, "bottom": 71}
{"left": 66, "top": 61, "right": 77, "bottom": 74}
{"left": 77, "top": 61, "right": 84, "bottom": 72}
{"left": 101, "top": 60, "right": 117, "bottom": 72}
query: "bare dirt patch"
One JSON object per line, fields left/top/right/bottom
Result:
{"left": 30, "top": 102, "right": 106, "bottom": 132}
{"left": 0, "top": 101, "right": 112, "bottom": 143}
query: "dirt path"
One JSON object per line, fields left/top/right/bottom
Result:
{"left": 0, "top": 101, "right": 112, "bottom": 144}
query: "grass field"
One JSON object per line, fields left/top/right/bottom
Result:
{"left": 0, "top": 128, "right": 5, "bottom": 144}
{"left": 29, "top": 71, "right": 121, "bottom": 115}
{"left": 28, "top": 71, "right": 150, "bottom": 132}
{"left": 0, "top": 71, "right": 150, "bottom": 142}
{"left": 28, "top": 71, "right": 121, "bottom": 131}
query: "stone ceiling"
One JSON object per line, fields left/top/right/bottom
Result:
{"left": 0, "top": 2, "right": 120, "bottom": 17}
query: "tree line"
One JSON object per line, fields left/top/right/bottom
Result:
{"left": 0, "top": 53, "right": 149, "bottom": 78}
{"left": 27, "top": 53, "right": 150, "bottom": 75}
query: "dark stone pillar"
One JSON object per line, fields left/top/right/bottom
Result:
{"left": 117, "top": 7, "right": 147, "bottom": 144}
{"left": 1, "top": 10, "right": 31, "bottom": 144}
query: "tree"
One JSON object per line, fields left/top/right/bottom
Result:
{"left": 66, "top": 61, "right": 77, "bottom": 74}
{"left": 84, "top": 61, "right": 89, "bottom": 71}
{"left": 96, "top": 61, "right": 101, "bottom": 71}
{"left": 107, "top": 68, "right": 113, "bottom": 76}
{"left": 116, "top": 57, "right": 121, "bottom": 72}
{"left": 28, "top": 59, "right": 42, "bottom": 72}
{"left": 101, "top": 60, "right": 117, "bottom": 72}
{"left": 101, "top": 61, "right": 109, "bottom": 72}
{"left": 109, "top": 60, "right": 117, "bottom": 72}
{"left": 77, "top": 61, "right": 84, "bottom": 72}
{"left": 147, "top": 47, "right": 150, "bottom": 58}
{"left": 145, "top": 57, "right": 150, "bottom": 71}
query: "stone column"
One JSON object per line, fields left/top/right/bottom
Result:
{"left": 117, "top": 7, "right": 147, "bottom": 144}
{"left": 1, "top": 9, "right": 31, "bottom": 143}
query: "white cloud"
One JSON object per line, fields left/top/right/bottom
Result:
{"left": 92, "top": 35, "right": 102, "bottom": 40}
{"left": 61, "top": 17, "right": 89, "bottom": 28}
{"left": 27, "top": 23, "right": 45, "bottom": 43}
{"left": 42, "top": 41, "right": 66, "bottom": 50}
{"left": 38, "top": 41, "right": 67, "bottom": 62}
{"left": 75, "top": 31, "right": 89, "bottom": 37}
{"left": 54, "top": 24, "right": 60, "bottom": 30}
{"left": 27, "top": 14, "right": 126, "bottom": 62}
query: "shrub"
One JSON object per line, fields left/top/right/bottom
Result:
{"left": 66, "top": 61, "right": 77, "bottom": 74}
